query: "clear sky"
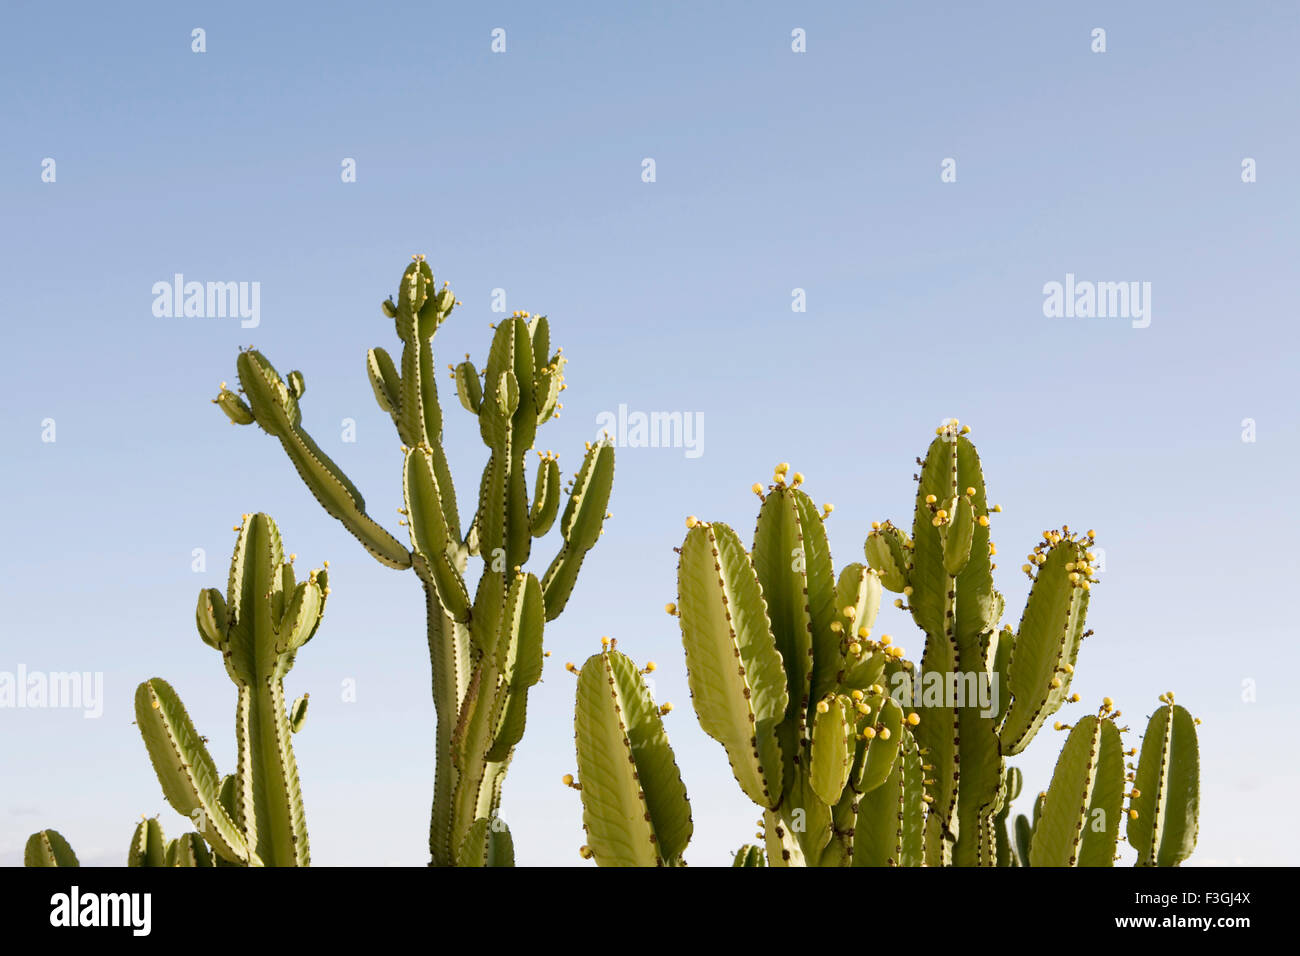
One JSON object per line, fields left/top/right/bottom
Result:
{"left": 2, "top": 1, "right": 1296, "bottom": 866}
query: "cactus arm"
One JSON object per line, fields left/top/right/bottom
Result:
{"left": 214, "top": 386, "right": 255, "bottom": 425}
{"left": 484, "top": 573, "right": 547, "bottom": 761}
{"left": 417, "top": 350, "right": 462, "bottom": 543}
{"left": 1076, "top": 728, "right": 1126, "bottom": 867}
{"left": 852, "top": 728, "right": 924, "bottom": 866}
{"left": 540, "top": 439, "right": 614, "bottom": 621}
{"left": 732, "top": 845, "right": 766, "bottom": 866}
{"left": 1013, "top": 814, "right": 1033, "bottom": 867}
{"left": 833, "top": 564, "right": 886, "bottom": 692}
{"left": 289, "top": 694, "right": 309, "bottom": 733}
{"left": 864, "top": 522, "right": 910, "bottom": 593}
{"left": 999, "top": 538, "right": 1092, "bottom": 755}
{"left": 853, "top": 695, "right": 905, "bottom": 794}
{"left": 948, "top": 438, "right": 1004, "bottom": 866}
{"left": 24, "top": 830, "right": 79, "bottom": 867}
{"left": 232, "top": 350, "right": 411, "bottom": 570}
{"left": 607, "top": 649, "right": 692, "bottom": 861}
{"left": 676, "top": 521, "right": 787, "bottom": 808}
{"left": 395, "top": 269, "right": 434, "bottom": 447}
{"left": 752, "top": 486, "right": 828, "bottom": 791}
{"left": 447, "top": 658, "right": 498, "bottom": 849}
{"left": 528, "top": 453, "right": 561, "bottom": 537}
{"left": 474, "top": 318, "right": 537, "bottom": 573}
{"left": 448, "top": 572, "right": 544, "bottom": 852}
{"left": 989, "top": 625, "right": 1014, "bottom": 726}
{"left": 993, "top": 766, "right": 1022, "bottom": 867}
{"left": 907, "top": 437, "right": 961, "bottom": 862}
{"left": 128, "top": 817, "right": 167, "bottom": 867}
{"left": 456, "top": 818, "right": 515, "bottom": 866}
{"left": 454, "top": 359, "right": 483, "bottom": 414}
{"left": 195, "top": 588, "right": 226, "bottom": 649}
{"left": 809, "top": 694, "right": 854, "bottom": 806}
{"left": 167, "top": 833, "right": 213, "bottom": 867}
{"left": 417, "top": 326, "right": 445, "bottom": 450}
{"left": 366, "top": 346, "right": 402, "bottom": 417}
{"left": 426, "top": 590, "right": 470, "bottom": 866}
{"left": 404, "top": 445, "right": 471, "bottom": 621}
{"left": 1030, "top": 713, "right": 1125, "bottom": 866}
{"left": 1128, "top": 700, "right": 1199, "bottom": 866}
{"left": 574, "top": 651, "right": 664, "bottom": 866}
{"left": 762, "top": 808, "right": 807, "bottom": 866}
{"left": 135, "top": 679, "right": 253, "bottom": 864}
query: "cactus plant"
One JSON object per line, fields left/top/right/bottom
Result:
{"left": 24, "top": 512, "right": 326, "bottom": 867}
{"left": 132, "top": 511, "right": 326, "bottom": 866}
{"left": 569, "top": 422, "right": 1201, "bottom": 866}
{"left": 571, "top": 461, "right": 925, "bottom": 866}
{"left": 23, "top": 829, "right": 78, "bottom": 867}
{"left": 26, "top": 818, "right": 215, "bottom": 868}
{"left": 214, "top": 256, "right": 614, "bottom": 865}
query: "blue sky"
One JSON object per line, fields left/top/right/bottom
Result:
{"left": 2, "top": 1, "right": 1296, "bottom": 866}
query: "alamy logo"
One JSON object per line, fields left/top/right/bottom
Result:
{"left": 1042, "top": 273, "right": 1151, "bottom": 328}
{"left": 890, "top": 668, "right": 1000, "bottom": 718}
{"left": 595, "top": 404, "right": 704, "bottom": 459}
{"left": 50, "top": 886, "right": 151, "bottom": 936}
{"left": 0, "top": 665, "right": 102, "bottom": 718}
{"left": 152, "top": 274, "right": 260, "bottom": 328}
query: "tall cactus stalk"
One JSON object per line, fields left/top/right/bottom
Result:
{"left": 214, "top": 256, "right": 614, "bottom": 865}
{"left": 568, "top": 422, "right": 1201, "bottom": 867}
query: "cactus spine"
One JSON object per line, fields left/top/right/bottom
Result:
{"left": 570, "top": 424, "right": 1201, "bottom": 866}
{"left": 215, "top": 257, "right": 614, "bottom": 865}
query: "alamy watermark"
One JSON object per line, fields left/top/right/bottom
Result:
{"left": 1042, "top": 273, "right": 1151, "bottom": 329}
{"left": 152, "top": 274, "right": 260, "bottom": 328}
{"left": 595, "top": 404, "right": 703, "bottom": 459}
{"left": 0, "top": 665, "right": 103, "bottom": 718}
{"left": 50, "top": 886, "right": 150, "bottom": 936}
{"left": 891, "top": 668, "right": 999, "bottom": 718}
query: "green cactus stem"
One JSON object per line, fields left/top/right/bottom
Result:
{"left": 24, "top": 830, "right": 79, "bottom": 867}
{"left": 573, "top": 642, "right": 691, "bottom": 866}
{"left": 1127, "top": 694, "right": 1200, "bottom": 866}
{"left": 1029, "top": 704, "right": 1127, "bottom": 867}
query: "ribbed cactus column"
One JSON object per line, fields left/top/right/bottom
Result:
{"left": 216, "top": 257, "right": 614, "bottom": 865}
{"left": 1128, "top": 694, "right": 1200, "bottom": 866}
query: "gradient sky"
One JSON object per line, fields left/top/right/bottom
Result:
{"left": 2, "top": 1, "right": 1297, "bottom": 866}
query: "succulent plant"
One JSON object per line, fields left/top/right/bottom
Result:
{"left": 26, "top": 512, "right": 326, "bottom": 867}
{"left": 568, "top": 422, "right": 1200, "bottom": 866}
{"left": 26, "top": 817, "right": 215, "bottom": 868}
{"left": 214, "top": 257, "right": 614, "bottom": 865}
